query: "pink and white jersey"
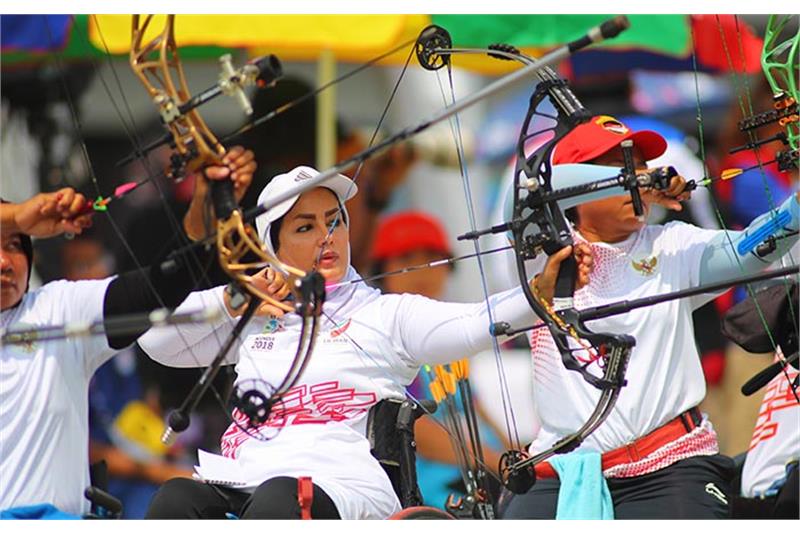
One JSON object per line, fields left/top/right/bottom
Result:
{"left": 528, "top": 222, "right": 722, "bottom": 476}
{"left": 139, "top": 269, "right": 538, "bottom": 519}
{"left": 741, "top": 354, "right": 799, "bottom": 498}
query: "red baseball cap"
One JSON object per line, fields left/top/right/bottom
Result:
{"left": 371, "top": 211, "right": 452, "bottom": 261}
{"left": 552, "top": 115, "right": 668, "bottom": 165}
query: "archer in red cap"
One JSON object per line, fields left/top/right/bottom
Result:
{"left": 370, "top": 211, "right": 453, "bottom": 299}
{"left": 549, "top": 114, "right": 689, "bottom": 240}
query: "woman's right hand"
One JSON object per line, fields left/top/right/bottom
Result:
{"left": 8, "top": 188, "right": 94, "bottom": 238}
{"left": 224, "top": 267, "right": 292, "bottom": 318}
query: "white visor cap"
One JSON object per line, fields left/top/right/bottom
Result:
{"left": 255, "top": 165, "right": 358, "bottom": 250}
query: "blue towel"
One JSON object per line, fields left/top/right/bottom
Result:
{"left": 0, "top": 504, "right": 80, "bottom": 520}
{"left": 549, "top": 451, "right": 614, "bottom": 520}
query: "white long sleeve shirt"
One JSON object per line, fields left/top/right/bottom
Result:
{"left": 1, "top": 279, "right": 114, "bottom": 515}
{"left": 138, "top": 280, "right": 536, "bottom": 519}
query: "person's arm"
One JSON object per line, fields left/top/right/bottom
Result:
{"left": 388, "top": 286, "right": 537, "bottom": 367}
{"left": 699, "top": 192, "right": 799, "bottom": 284}
{"left": 389, "top": 244, "right": 592, "bottom": 367}
{"left": 1, "top": 188, "right": 93, "bottom": 237}
{"left": 103, "top": 147, "right": 256, "bottom": 349}
{"left": 136, "top": 286, "right": 238, "bottom": 368}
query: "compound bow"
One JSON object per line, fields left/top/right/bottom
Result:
{"left": 127, "top": 15, "right": 326, "bottom": 443}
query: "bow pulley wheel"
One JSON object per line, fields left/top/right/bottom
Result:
{"left": 499, "top": 449, "right": 536, "bottom": 495}
{"left": 233, "top": 379, "right": 278, "bottom": 428}
{"left": 415, "top": 25, "right": 452, "bottom": 71}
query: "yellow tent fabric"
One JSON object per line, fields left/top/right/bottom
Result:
{"left": 89, "top": 14, "right": 550, "bottom": 75}
{"left": 91, "top": 15, "right": 427, "bottom": 58}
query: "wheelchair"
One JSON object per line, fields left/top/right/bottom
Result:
{"left": 82, "top": 397, "right": 453, "bottom": 519}
{"left": 366, "top": 397, "right": 455, "bottom": 519}
{"left": 84, "top": 460, "right": 124, "bottom": 519}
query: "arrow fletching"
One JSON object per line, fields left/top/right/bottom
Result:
{"left": 720, "top": 168, "right": 744, "bottom": 181}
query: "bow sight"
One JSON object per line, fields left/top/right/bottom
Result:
{"left": 732, "top": 15, "right": 799, "bottom": 172}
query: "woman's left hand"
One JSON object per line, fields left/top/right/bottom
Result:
{"left": 183, "top": 146, "right": 256, "bottom": 240}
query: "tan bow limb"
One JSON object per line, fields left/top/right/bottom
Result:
{"left": 129, "top": 15, "right": 304, "bottom": 314}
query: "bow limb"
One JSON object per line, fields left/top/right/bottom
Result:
{"left": 125, "top": 15, "right": 330, "bottom": 441}
{"left": 128, "top": 15, "right": 306, "bottom": 314}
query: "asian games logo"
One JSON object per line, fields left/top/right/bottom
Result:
{"left": 261, "top": 316, "right": 285, "bottom": 334}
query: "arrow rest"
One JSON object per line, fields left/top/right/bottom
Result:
{"left": 415, "top": 25, "right": 453, "bottom": 71}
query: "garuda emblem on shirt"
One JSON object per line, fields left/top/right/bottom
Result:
{"left": 631, "top": 256, "right": 658, "bottom": 276}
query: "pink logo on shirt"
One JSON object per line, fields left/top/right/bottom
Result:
{"left": 220, "top": 380, "right": 378, "bottom": 458}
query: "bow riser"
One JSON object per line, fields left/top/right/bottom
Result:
{"left": 130, "top": 15, "right": 225, "bottom": 177}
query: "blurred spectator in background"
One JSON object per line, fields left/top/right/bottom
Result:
{"left": 59, "top": 231, "right": 194, "bottom": 519}
{"left": 368, "top": 211, "right": 508, "bottom": 510}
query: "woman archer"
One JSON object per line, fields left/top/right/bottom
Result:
{"left": 138, "top": 165, "right": 595, "bottom": 520}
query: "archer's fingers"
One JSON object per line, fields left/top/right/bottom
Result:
{"left": 576, "top": 265, "right": 592, "bottom": 290}
{"left": 59, "top": 219, "right": 85, "bottom": 235}
{"left": 66, "top": 192, "right": 88, "bottom": 217}
{"left": 232, "top": 160, "right": 257, "bottom": 187}
{"left": 266, "top": 278, "right": 288, "bottom": 295}
{"left": 575, "top": 247, "right": 594, "bottom": 271}
{"left": 232, "top": 159, "right": 257, "bottom": 176}
{"left": 203, "top": 166, "right": 232, "bottom": 181}
{"left": 69, "top": 214, "right": 94, "bottom": 231}
{"left": 665, "top": 175, "right": 687, "bottom": 196}
{"left": 227, "top": 147, "right": 254, "bottom": 169}
{"left": 55, "top": 188, "right": 76, "bottom": 213}
{"left": 273, "top": 284, "right": 291, "bottom": 302}
{"left": 37, "top": 195, "right": 58, "bottom": 217}
{"left": 255, "top": 303, "right": 285, "bottom": 318}
{"left": 222, "top": 145, "right": 244, "bottom": 163}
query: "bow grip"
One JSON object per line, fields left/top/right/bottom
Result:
{"left": 210, "top": 177, "right": 238, "bottom": 220}
{"left": 553, "top": 250, "right": 578, "bottom": 310}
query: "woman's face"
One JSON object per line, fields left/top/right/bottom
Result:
{"left": 276, "top": 188, "right": 350, "bottom": 282}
